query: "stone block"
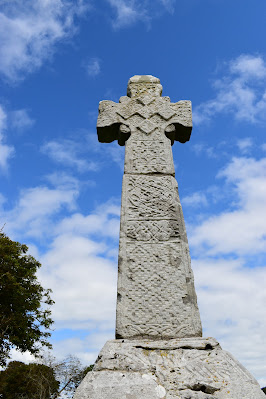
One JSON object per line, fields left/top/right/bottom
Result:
{"left": 74, "top": 338, "right": 265, "bottom": 399}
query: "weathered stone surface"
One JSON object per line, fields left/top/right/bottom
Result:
{"left": 74, "top": 371, "right": 167, "bottom": 399}
{"left": 124, "top": 132, "right": 175, "bottom": 175}
{"left": 108, "top": 75, "right": 202, "bottom": 339}
{"left": 117, "top": 174, "right": 202, "bottom": 339}
{"left": 97, "top": 75, "right": 193, "bottom": 147}
{"left": 74, "top": 338, "right": 265, "bottom": 399}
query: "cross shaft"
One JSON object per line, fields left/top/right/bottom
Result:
{"left": 97, "top": 75, "right": 202, "bottom": 339}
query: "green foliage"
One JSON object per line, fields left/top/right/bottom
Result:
{"left": 0, "top": 355, "right": 93, "bottom": 399}
{"left": 0, "top": 361, "right": 59, "bottom": 399}
{"left": 83, "top": 364, "right": 94, "bottom": 374}
{"left": 262, "top": 386, "right": 266, "bottom": 394}
{"left": 0, "top": 232, "right": 54, "bottom": 366}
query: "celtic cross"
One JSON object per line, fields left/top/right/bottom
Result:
{"left": 97, "top": 75, "right": 202, "bottom": 340}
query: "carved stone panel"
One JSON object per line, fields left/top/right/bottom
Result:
{"left": 124, "top": 134, "right": 175, "bottom": 175}
{"left": 126, "top": 220, "right": 180, "bottom": 242}
{"left": 116, "top": 242, "right": 202, "bottom": 339}
{"left": 124, "top": 175, "right": 179, "bottom": 220}
{"left": 117, "top": 174, "right": 202, "bottom": 339}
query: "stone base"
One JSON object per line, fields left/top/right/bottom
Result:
{"left": 73, "top": 337, "right": 264, "bottom": 399}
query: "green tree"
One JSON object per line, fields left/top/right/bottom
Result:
{"left": 0, "top": 361, "right": 59, "bottom": 399}
{"left": 262, "top": 387, "right": 266, "bottom": 394}
{"left": 0, "top": 232, "right": 54, "bottom": 366}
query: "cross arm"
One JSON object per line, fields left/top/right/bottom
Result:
{"left": 97, "top": 100, "right": 130, "bottom": 146}
{"left": 164, "top": 100, "right": 193, "bottom": 145}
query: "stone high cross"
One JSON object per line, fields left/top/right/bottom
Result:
{"left": 97, "top": 75, "right": 202, "bottom": 340}
{"left": 74, "top": 75, "right": 264, "bottom": 399}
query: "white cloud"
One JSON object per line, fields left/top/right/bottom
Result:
{"left": 0, "top": 144, "right": 15, "bottom": 172}
{"left": 190, "top": 156, "right": 266, "bottom": 256}
{"left": 41, "top": 139, "right": 99, "bottom": 172}
{"left": 0, "top": 106, "right": 6, "bottom": 133}
{"left": 182, "top": 192, "right": 208, "bottom": 207}
{"left": 45, "top": 329, "right": 114, "bottom": 366}
{"left": 39, "top": 233, "right": 117, "bottom": 327}
{"left": 262, "top": 143, "right": 266, "bottom": 152}
{"left": 230, "top": 54, "right": 266, "bottom": 79}
{"left": 55, "top": 201, "right": 120, "bottom": 240}
{"left": 106, "top": 0, "right": 146, "bottom": 28}
{"left": 49, "top": 336, "right": 101, "bottom": 365}
{"left": 159, "top": 0, "right": 175, "bottom": 13}
{"left": 34, "top": 200, "right": 121, "bottom": 363}
{"left": 85, "top": 58, "right": 101, "bottom": 77}
{"left": 237, "top": 137, "right": 253, "bottom": 154}
{"left": 41, "top": 132, "right": 124, "bottom": 174}
{"left": 0, "top": 105, "right": 15, "bottom": 171}
{"left": 107, "top": 145, "right": 125, "bottom": 170}
{"left": 193, "top": 54, "right": 266, "bottom": 125}
{"left": 0, "top": 193, "right": 6, "bottom": 211}
{"left": 0, "top": 0, "right": 89, "bottom": 82}
{"left": 9, "top": 348, "right": 36, "bottom": 364}
{"left": 0, "top": 105, "right": 35, "bottom": 172}
{"left": 191, "top": 143, "right": 217, "bottom": 158}
{"left": 1, "top": 183, "right": 79, "bottom": 239}
{"left": 105, "top": 0, "right": 176, "bottom": 28}
{"left": 45, "top": 172, "right": 81, "bottom": 190}
{"left": 10, "top": 109, "right": 35, "bottom": 131}
{"left": 84, "top": 131, "right": 125, "bottom": 170}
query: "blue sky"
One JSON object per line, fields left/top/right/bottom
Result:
{"left": 0, "top": 0, "right": 266, "bottom": 388}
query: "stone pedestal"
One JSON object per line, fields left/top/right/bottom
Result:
{"left": 74, "top": 338, "right": 264, "bottom": 399}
